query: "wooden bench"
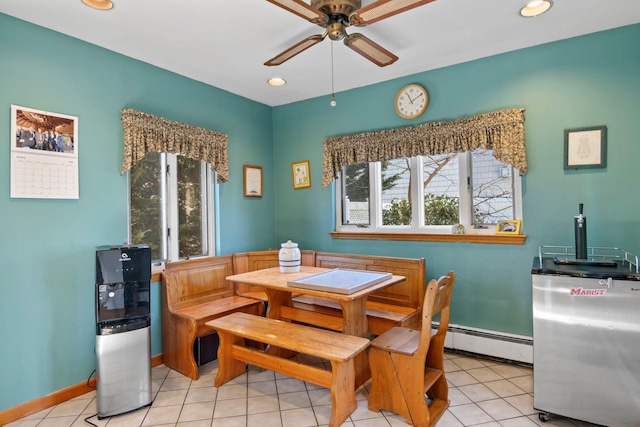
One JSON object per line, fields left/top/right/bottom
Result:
{"left": 161, "top": 255, "right": 264, "bottom": 380}
{"left": 292, "top": 252, "right": 426, "bottom": 335}
{"left": 232, "top": 249, "right": 316, "bottom": 301}
{"left": 208, "top": 312, "right": 370, "bottom": 427}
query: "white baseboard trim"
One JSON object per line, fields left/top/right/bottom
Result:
{"left": 439, "top": 324, "right": 533, "bottom": 364}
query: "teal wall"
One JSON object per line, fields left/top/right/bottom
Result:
{"left": 1, "top": 10, "right": 638, "bottom": 414}
{"left": 0, "top": 13, "right": 275, "bottom": 411}
{"left": 272, "top": 24, "right": 640, "bottom": 335}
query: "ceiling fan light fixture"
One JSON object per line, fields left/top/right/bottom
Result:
{"left": 268, "top": 77, "right": 287, "bottom": 87}
{"left": 519, "top": 0, "right": 552, "bottom": 17}
{"left": 81, "top": 0, "right": 113, "bottom": 10}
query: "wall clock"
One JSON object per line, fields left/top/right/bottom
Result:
{"left": 395, "top": 84, "right": 429, "bottom": 119}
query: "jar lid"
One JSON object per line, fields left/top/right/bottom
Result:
{"left": 281, "top": 240, "right": 298, "bottom": 248}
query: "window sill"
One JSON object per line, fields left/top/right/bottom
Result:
{"left": 330, "top": 231, "right": 527, "bottom": 245}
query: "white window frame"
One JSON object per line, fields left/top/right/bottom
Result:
{"left": 127, "top": 153, "right": 216, "bottom": 272}
{"left": 336, "top": 152, "right": 522, "bottom": 235}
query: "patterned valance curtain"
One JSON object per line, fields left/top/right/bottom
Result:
{"left": 121, "top": 109, "right": 229, "bottom": 183}
{"left": 322, "top": 108, "right": 526, "bottom": 187}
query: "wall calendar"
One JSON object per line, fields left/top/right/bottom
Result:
{"left": 10, "top": 105, "right": 79, "bottom": 199}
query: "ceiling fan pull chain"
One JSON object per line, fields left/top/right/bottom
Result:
{"left": 330, "top": 41, "right": 337, "bottom": 107}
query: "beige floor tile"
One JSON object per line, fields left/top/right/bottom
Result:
{"left": 210, "top": 415, "right": 247, "bottom": 426}
{"left": 509, "top": 375, "right": 534, "bottom": 393}
{"left": 484, "top": 379, "right": 527, "bottom": 398}
{"left": 177, "top": 420, "right": 214, "bottom": 427}
{"left": 307, "top": 388, "right": 332, "bottom": 407}
{"left": 447, "top": 371, "right": 480, "bottom": 387}
{"left": 47, "top": 398, "right": 92, "bottom": 417}
{"left": 247, "top": 394, "right": 280, "bottom": 415}
{"left": 448, "top": 387, "right": 473, "bottom": 406}
{"left": 448, "top": 403, "right": 493, "bottom": 425}
{"left": 458, "top": 383, "right": 500, "bottom": 402}
{"left": 504, "top": 394, "right": 537, "bottom": 416}
{"left": 275, "top": 377, "right": 307, "bottom": 393}
{"left": 489, "top": 364, "right": 530, "bottom": 379}
{"left": 152, "top": 389, "right": 188, "bottom": 407}
{"left": 280, "top": 407, "right": 317, "bottom": 427}
{"left": 141, "top": 404, "right": 182, "bottom": 426}
{"left": 444, "top": 359, "right": 464, "bottom": 373}
{"left": 466, "top": 367, "right": 504, "bottom": 383}
{"left": 476, "top": 398, "right": 523, "bottom": 420}
{"left": 453, "top": 356, "right": 488, "bottom": 370}
{"left": 159, "top": 376, "right": 192, "bottom": 391}
{"left": 178, "top": 402, "right": 215, "bottom": 422}
{"left": 216, "top": 384, "right": 247, "bottom": 401}
{"left": 247, "top": 379, "right": 277, "bottom": 397}
{"left": 247, "top": 411, "right": 283, "bottom": 427}
{"left": 185, "top": 386, "right": 217, "bottom": 404}
{"left": 212, "top": 397, "right": 247, "bottom": 419}
{"left": 277, "top": 391, "right": 312, "bottom": 410}
{"left": 36, "top": 416, "right": 79, "bottom": 427}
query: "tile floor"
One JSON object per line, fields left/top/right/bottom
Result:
{"left": 7, "top": 352, "right": 601, "bottom": 427}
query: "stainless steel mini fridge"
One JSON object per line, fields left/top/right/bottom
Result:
{"left": 532, "top": 246, "right": 640, "bottom": 426}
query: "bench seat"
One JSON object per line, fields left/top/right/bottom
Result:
{"left": 208, "top": 312, "right": 369, "bottom": 427}
{"left": 161, "top": 255, "right": 264, "bottom": 380}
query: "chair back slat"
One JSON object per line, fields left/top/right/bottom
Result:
{"left": 420, "top": 271, "right": 455, "bottom": 348}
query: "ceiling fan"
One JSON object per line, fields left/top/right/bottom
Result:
{"left": 264, "top": 0, "right": 436, "bottom": 67}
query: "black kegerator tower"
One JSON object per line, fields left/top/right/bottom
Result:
{"left": 95, "top": 245, "right": 152, "bottom": 418}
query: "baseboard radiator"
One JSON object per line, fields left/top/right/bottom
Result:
{"left": 438, "top": 324, "right": 533, "bottom": 365}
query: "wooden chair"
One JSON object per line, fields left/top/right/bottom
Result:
{"left": 368, "top": 271, "right": 455, "bottom": 427}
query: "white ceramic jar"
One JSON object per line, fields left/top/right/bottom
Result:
{"left": 279, "top": 240, "right": 301, "bottom": 273}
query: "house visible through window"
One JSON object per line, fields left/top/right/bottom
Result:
{"left": 338, "top": 149, "right": 521, "bottom": 233}
{"left": 129, "top": 152, "right": 214, "bottom": 262}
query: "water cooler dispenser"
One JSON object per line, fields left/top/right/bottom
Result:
{"left": 95, "top": 245, "right": 152, "bottom": 418}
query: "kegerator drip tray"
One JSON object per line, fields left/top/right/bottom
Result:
{"left": 553, "top": 257, "right": 617, "bottom": 268}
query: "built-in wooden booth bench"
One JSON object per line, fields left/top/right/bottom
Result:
{"left": 208, "top": 312, "right": 370, "bottom": 427}
{"left": 161, "top": 255, "right": 264, "bottom": 380}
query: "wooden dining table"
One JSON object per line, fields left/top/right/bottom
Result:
{"left": 225, "top": 266, "right": 406, "bottom": 387}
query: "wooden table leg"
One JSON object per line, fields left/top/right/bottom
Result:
{"left": 263, "top": 289, "right": 296, "bottom": 359}
{"left": 339, "top": 298, "right": 370, "bottom": 388}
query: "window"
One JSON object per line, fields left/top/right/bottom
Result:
{"left": 129, "top": 152, "right": 215, "bottom": 262}
{"left": 338, "top": 149, "right": 521, "bottom": 233}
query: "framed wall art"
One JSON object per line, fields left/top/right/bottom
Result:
{"left": 292, "top": 160, "right": 311, "bottom": 189}
{"left": 243, "top": 165, "right": 262, "bottom": 197}
{"left": 564, "top": 125, "right": 607, "bottom": 170}
{"left": 495, "top": 220, "right": 521, "bottom": 235}
{"left": 11, "top": 104, "right": 79, "bottom": 199}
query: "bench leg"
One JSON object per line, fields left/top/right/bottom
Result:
{"left": 329, "top": 360, "right": 357, "bottom": 427}
{"left": 214, "top": 331, "right": 248, "bottom": 387}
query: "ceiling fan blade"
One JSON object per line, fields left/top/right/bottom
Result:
{"left": 265, "top": 34, "right": 326, "bottom": 66}
{"left": 266, "top": 0, "right": 328, "bottom": 26}
{"left": 344, "top": 33, "right": 398, "bottom": 67}
{"left": 350, "top": 0, "right": 436, "bottom": 26}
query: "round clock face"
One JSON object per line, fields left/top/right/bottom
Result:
{"left": 395, "top": 84, "right": 429, "bottom": 119}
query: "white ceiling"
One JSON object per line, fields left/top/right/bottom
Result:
{"left": 1, "top": 0, "right": 639, "bottom": 107}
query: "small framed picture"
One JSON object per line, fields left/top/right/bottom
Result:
{"left": 292, "top": 160, "right": 311, "bottom": 189}
{"left": 495, "top": 220, "right": 521, "bottom": 235}
{"left": 564, "top": 126, "right": 607, "bottom": 170}
{"left": 243, "top": 165, "right": 262, "bottom": 197}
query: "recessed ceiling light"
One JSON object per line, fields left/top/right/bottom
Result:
{"left": 519, "top": 0, "right": 553, "bottom": 17}
{"left": 268, "top": 78, "right": 286, "bottom": 87}
{"left": 82, "top": 0, "right": 114, "bottom": 10}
